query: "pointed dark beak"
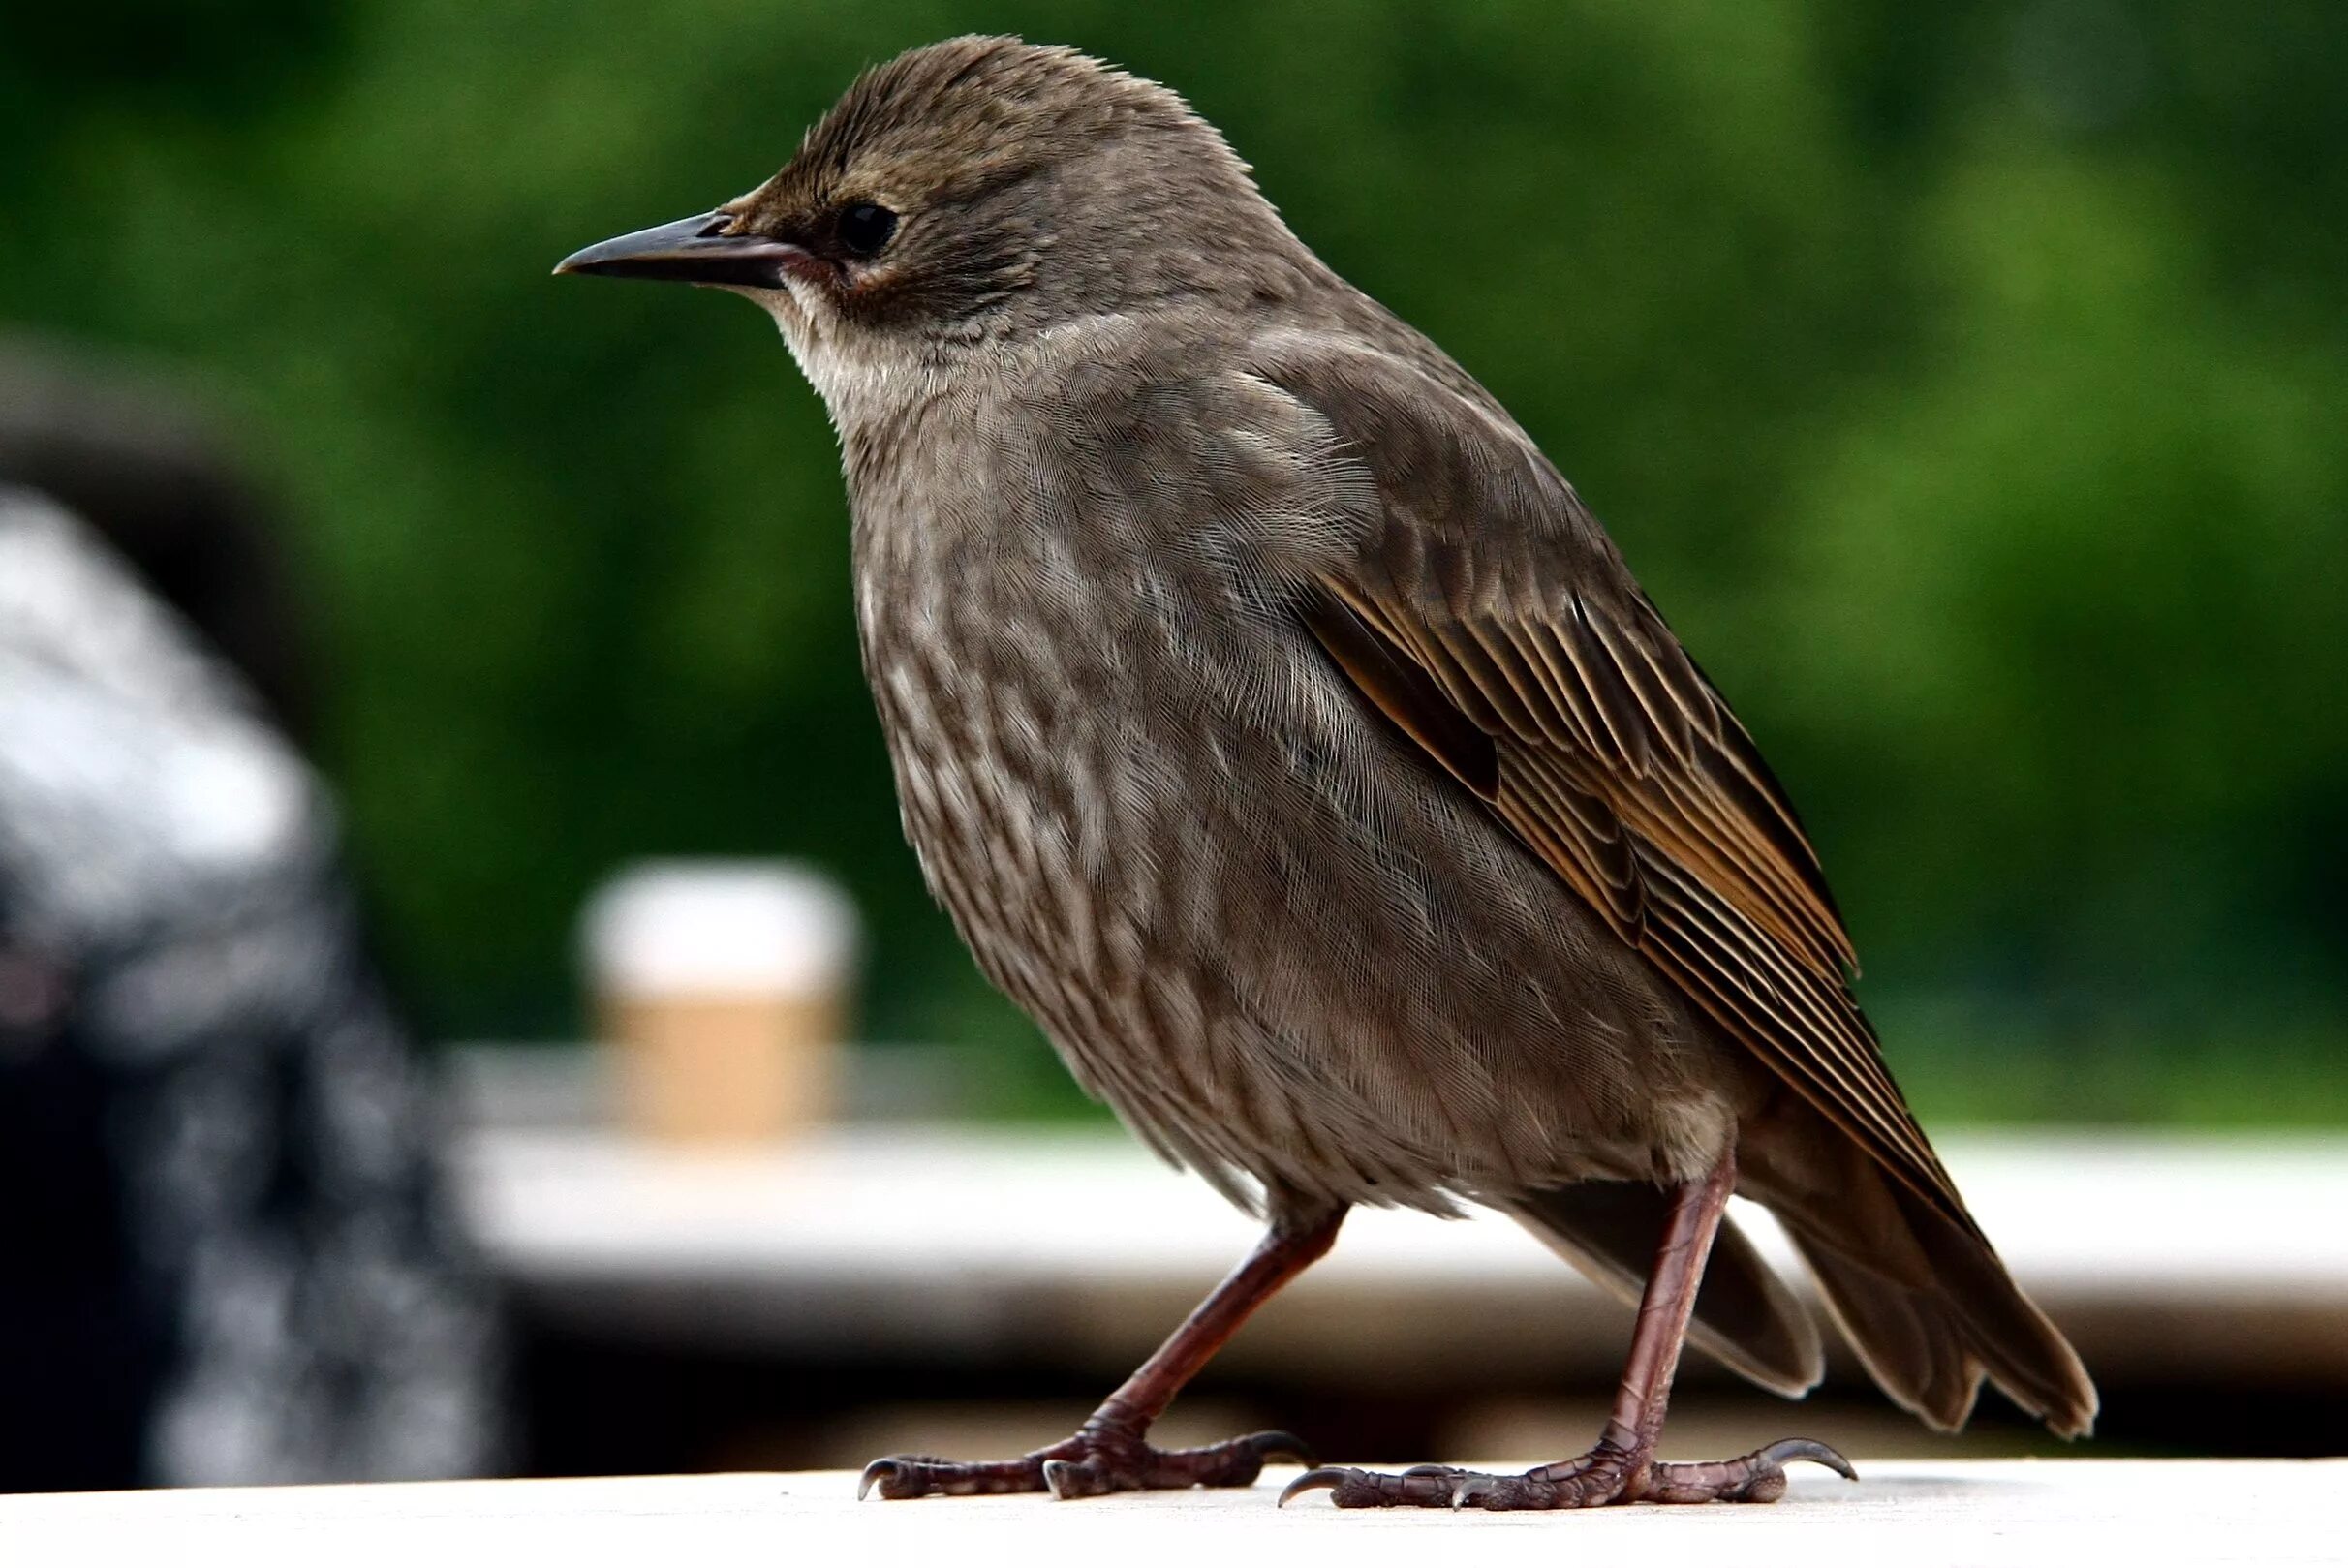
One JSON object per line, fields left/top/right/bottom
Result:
{"left": 553, "top": 211, "right": 810, "bottom": 290}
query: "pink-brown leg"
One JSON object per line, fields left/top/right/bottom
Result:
{"left": 1282, "top": 1152, "right": 1853, "bottom": 1511}
{"left": 860, "top": 1203, "right": 1345, "bottom": 1500}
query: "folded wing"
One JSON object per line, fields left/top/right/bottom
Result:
{"left": 1267, "top": 351, "right": 1979, "bottom": 1243}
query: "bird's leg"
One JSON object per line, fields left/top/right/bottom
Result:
{"left": 1282, "top": 1152, "right": 1853, "bottom": 1511}
{"left": 859, "top": 1201, "right": 1345, "bottom": 1500}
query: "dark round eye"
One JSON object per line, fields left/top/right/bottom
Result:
{"left": 837, "top": 201, "right": 898, "bottom": 258}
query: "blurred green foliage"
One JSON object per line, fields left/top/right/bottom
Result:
{"left": 4, "top": 1, "right": 2342, "bottom": 1120}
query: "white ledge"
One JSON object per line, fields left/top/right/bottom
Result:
{"left": 2, "top": 1463, "right": 2338, "bottom": 1567}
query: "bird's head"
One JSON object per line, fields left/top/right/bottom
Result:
{"left": 557, "top": 37, "right": 1313, "bottom": 404}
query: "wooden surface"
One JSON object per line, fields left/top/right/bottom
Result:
{"left": 3, "top": 1464, "right": 2341, "bottom": 1566}
{"left": 456, "top": 1125, "right": 2348, "bottom": 1388}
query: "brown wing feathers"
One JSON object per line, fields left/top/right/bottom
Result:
{"left": 1303, "top": 567, "right": 1982, "bottom": 1243}
{"left": 1299, "top": 590, "right": 1498, "bottom": 798}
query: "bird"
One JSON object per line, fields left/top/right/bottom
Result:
{"left": 556, "top": 35, "right": 2096, "bottom": 1511}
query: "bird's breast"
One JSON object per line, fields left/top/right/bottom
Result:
{"left": 842, "top": 389, "right": 1742, "bottom": 1209}
{"left": 853, "top": 523, "right": 1195, "bottom": 1010}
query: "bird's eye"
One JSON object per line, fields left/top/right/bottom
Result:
{"left": 837, "top": 202, "right": 898, "bottom": 258}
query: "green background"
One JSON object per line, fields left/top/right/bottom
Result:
{"left": 5, "top": 1, "right": 2342, "bottom": 1122}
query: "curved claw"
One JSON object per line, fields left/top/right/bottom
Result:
{"left": 1277, "top": 1466, "right": 1354, "bottom": 1507}
{"left": 1758, "top": 1438, "right": 1857, "bottom": 1482}
{"left": 855, "top": 1459, "right": 901, "bottom": 1501}
{"left": 1447, "top": 1476, "right": 1505, "bottom": 1510}
{"left": 1039, "top": 1458, "right": 1085, "bottom": 1500}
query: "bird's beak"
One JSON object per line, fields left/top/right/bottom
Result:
{"left": 553, "top": 211, "right": 811, "bottom": 290}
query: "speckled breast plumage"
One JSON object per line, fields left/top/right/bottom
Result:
{"left": 849, "top": 394, "right": 1739, "bottom": 1217}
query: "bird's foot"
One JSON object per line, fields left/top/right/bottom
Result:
{"left": 1279, "top": 1437, "right": 1853, "bottom": 1510}
{"left": 858, "top": 1420, "right": 1313, "bottom": 1500}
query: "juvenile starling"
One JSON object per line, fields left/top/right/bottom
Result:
{"left": 557, "top": 36, "right": 2096, "bottom": 1510}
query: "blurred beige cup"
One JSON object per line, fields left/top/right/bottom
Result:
{"left": 583, "top": 860, "right": 859, "bottom": 1144}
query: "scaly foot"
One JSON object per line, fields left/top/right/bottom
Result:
{"left": 860, "top": 1419, "right": 1313, "bottom": 1500}
{"left": 1279, "top": 1437, "right": 1853, "bottom": 1510}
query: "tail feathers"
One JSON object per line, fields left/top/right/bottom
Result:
{"left": 1507, "top": 1181, "right": 1823, "bottom": 1399}
{"left": 1749, "top": 1121, "right": 2099, "bottom": 1439}
{"left": 1796, "top": 1239, "right": 1987, "bottom": 1431}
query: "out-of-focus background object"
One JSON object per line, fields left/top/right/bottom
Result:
{"left": 583, "top": 860, "right": 857, "bottom": 1143}
{"left": 2, "top": 0, "right": 2343, "bottom": 1491}
{"left": 0, "top": 358, "right": 507, "bottom": 1491}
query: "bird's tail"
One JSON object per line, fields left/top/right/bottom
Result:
{"left": 1741, "top": 1109, "right": 2099, "bottom": 1438}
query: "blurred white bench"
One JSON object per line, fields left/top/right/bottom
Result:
{"left": 451, "top": 1114, "right": 2348, "bottom": 1392}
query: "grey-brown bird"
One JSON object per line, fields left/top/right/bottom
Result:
{"left": 557, "top": 36, "right": 2096, "bottom": 1511}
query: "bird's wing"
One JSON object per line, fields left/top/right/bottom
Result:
{"left": 1260, "top": 349, "right": 1980, "bottom": 1240}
